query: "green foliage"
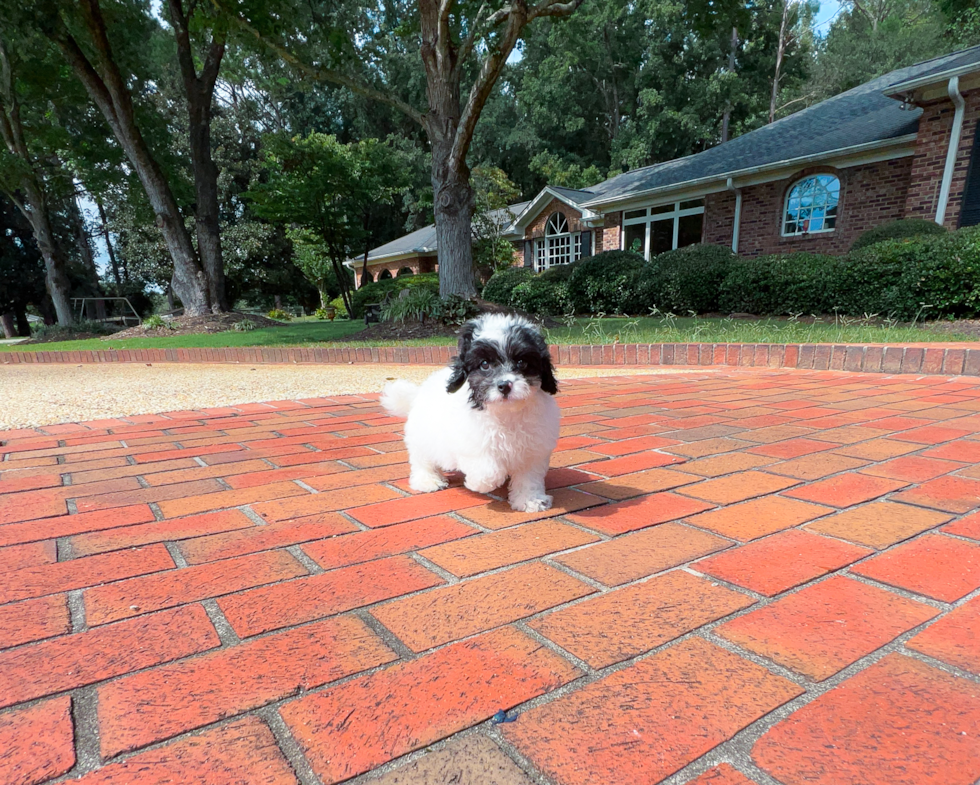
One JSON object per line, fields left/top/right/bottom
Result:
{"left": 381, "top": 288, "right": 441, "bottom": 323}
{"left": 30, "top": 319, "right": 115, "bottom": 340}
{"left": 482, "top": 266, "right": 536, "bottom": 306}
{"left": 649, "top": 244, "right": 736, "bottom": 314}
{"left": 329, "top": 296, "right": 349, "bottom": 319}
{"left": 233, "top": 319, "right": 256, "bottom": 332}
{"left": 432, "top": 295, "right": 481, "bottom": 327}
{"left": 350, "top": 273, "right": 440, "bottom": 318}
{"left": 717, "top": 228, "right": 980, "bottom": 321}
{"left": 142, "top": 314, "right": 168, "bottom": 329}
{"left": 719, "top": 253, "right": 840, "bottom": 315}
{"left": 842, "top": 228, "right": 980, "bottom": 320}
{"left": 567, "top": 251, "right": 646, "bottom": 314}
{"left": 850, "top": 218, "right": 948, "bottom": 251}
{"left": 510, "top": 276, "right": 574, "bottom": 316}
{"left": 267, "top": 308, "right": 293, "bottom": 321}
{"left": 314, "top": 307, "right": 338, "bottom": 320}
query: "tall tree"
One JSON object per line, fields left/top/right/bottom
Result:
{"left": 38, "top": 0, "right": 213, "bottom": 314}
{"left": 217, "top": 0, "right": 586, "bottom": 299}
{"left": 168, "top": 0, "right": 229, "bottom": 311}
{"left": 0, "top": 36, "right": 75, "bottom": 324}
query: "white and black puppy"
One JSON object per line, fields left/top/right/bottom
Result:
{"left": 380, "top": 313, "right": 560, "bottom": 512}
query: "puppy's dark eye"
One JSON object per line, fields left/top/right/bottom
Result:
{"left": 480, "top": 360, "right": 491, "bottom": 371}
{"left": 515, "top": 359, "right": 527, "bottom": 370}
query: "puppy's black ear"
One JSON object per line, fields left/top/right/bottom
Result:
{"left": 446, "top": 320, "right": 477, "bottom": 394}
{"left": 540, "top": 353, "right": 558, "bottom": 395}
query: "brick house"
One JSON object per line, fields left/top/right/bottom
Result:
{"left": 351, "top": 46, "right": 980, "bottom": 285}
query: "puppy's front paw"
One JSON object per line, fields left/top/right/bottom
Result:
{"left": 511, "top": 494, "right": 553, "bottom": 513}
{"left": 464, "top": 474, "right": 505, "bottom": 494}
{"left": 410, "top": 471, "right": 448, "bottom": 493}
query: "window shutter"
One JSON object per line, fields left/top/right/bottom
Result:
{"left": 523, "top": 240, "right": 533, "bottom": 268}
{"left": 960, "top": 128, "right": 980, "bottom": 228}
{"left": 580, "top": 231, "right": 592, "bottom": 257}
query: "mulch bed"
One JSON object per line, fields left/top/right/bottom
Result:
{"left": 104, "top": 312, "right": 282, "bottom": 340}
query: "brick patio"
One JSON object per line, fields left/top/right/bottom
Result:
{"left": 2, "top": 367, "right": 980, "bottom": 785}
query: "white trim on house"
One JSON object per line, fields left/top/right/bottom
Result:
{"left": 579, "top": 134, "right": 919, "bottom": 212}
{"left": 502, "top": 186, "right": 601, "bottom": 238}
{"left": 620, "top": 199, "right": 705, "bottom": 259}
{"left": 936, "top": 76, "right": 967, "bottom": 225}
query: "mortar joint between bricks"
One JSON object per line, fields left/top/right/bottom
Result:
{"left": 67, "top": 589, "right": 87, "bottom": 632}
{"left": 148, "top": 501, "right": 166, "bottom": 522}
{"left": 353, "top": 608, "right": 417, "bottom": 661}
{"left": 293, "top": 479, "right": 320, "bottom": 494}
{"left": 287, "top": 544, "right": 324, "bottom": 575}
{"left": 254, "top": 707, "right": 323, "bottom": 785}
{"left": 68, "top": 686, "right": 102, "bottom": 777}
{"left": 201, "top": 599, "right": 241, "bottom": 646}
{"left": 517, "top": 621, "right": 598, "bottom": 677}
{"left": 411, "top": 552, "right": 460, "bottom": 585}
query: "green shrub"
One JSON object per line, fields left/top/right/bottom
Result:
{"left": 538, "top": 261, "right": 579, "bottom": 282}
{"left": 482, "top": 266, "right": 535, "bottom": 306}
{"left": 142, "top": 314, "right": 167, "bottom": 329}
{"left": 381, "top": 287, "right": 441, "bottom": 323}
{"left": 851, "top": 218, "right": 947, "bottom": 251}
{"left": 30, "top": 319, "right": 116, "bottom": 340}
{"left": 651, "top": 244, "right": 735, "bottom": 314}
{"left": 511, "top": 276, "right": 574, "bottom": 316}
{"left": 567, "top": 250, "right": 645, "bottom": 314}
{"left": 719, "top": 253, "right": 840, "bottom": 315}
{"left": 267, "top": 308, "right": 293, "bottom": 321}
{"left": 329, "top": 296, "right": 348, "bottom": 319}
{"left": 233, "top": 319, "right": 256, "bottom": 332}
{"left": 432, "top": 294, "right": 481, "bottom": 326}
{"left": 843, "top": 227, "right": 980, "bottom": 320}
{"left": 351, "top": 273, "right": 439, "bottom": 318}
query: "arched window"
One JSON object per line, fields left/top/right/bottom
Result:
{"left": 783, "top": 174, "right": 840, "bottom": 236}
{"left": 397, "top": 267, "right": 415, "bottom": 277}
{"left": 379, "top": 269, "right": 393, "bottom": 280}
{"left": 535, "top": 212, "right": 583, "bottom": 272}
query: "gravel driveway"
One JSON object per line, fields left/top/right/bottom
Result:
{"left": 0, "top": 362, "right": 669, "bottom": 429}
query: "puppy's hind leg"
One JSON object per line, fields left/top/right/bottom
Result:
{"left": 508, "top": 457, "right": 553, "bottom": 512}
{"left": 409, "top": 460, "right": 448, "bottom": 493}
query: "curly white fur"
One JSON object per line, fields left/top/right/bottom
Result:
{"left": 380, "top": 315, "right": 560, "bottom": 511}
{"left": 382, "top": 367, "right": 559, "bottom": 510}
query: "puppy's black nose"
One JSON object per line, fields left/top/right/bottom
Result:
{"left": 497, "top": 380, "right": 513, "bottom": 396}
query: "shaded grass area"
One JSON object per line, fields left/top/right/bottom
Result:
{"left": 1, "top": 316, "right": 975, "bottom": 353}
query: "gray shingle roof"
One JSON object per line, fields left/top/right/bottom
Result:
{"left": 355, "top": 201, "right": 531, "bottom": 263}
{"left": 583, "top": 45, "right": 980, "bottom": 207}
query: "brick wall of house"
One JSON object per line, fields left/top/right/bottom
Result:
{"left": 525, "top": 198, "right": 588, "bottom": 238}
{"left": 726, "top": 158, "right": 915, "bottom": 257}
{"left": 703, "top": 192, "right": 737, "bottom": 248}
{"left": 904, "top": 88, "right": 980, "bottom": 227}
{"left": 602, "top": 212, "right": 622, "bottom": 251}
{"left": 357, "top": 255, "right": 436, "bottom": 289}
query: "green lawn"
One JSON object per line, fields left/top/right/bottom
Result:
{"left": 1, "top": 315, "right": 974, "bottom": 353}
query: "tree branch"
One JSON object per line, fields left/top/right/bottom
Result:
{"left": 452, "top": 0, "right": 584, "bottom": 171}
{"left": 211, "top": 0, "right": 425, "bottom": 127}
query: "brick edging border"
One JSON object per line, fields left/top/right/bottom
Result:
{"left": 2, "top": 342, "right": 979, "bottom": 376}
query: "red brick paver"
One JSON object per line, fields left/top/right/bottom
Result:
{"left": 5, "top": 367, "right": 980, "bottom": 784}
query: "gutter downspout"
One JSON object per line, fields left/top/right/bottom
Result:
{"left": 727, "top": 177, "right": 742, "bottom": 254}
{"left": 936, "top": 76, "right": 966, "bottom": 226}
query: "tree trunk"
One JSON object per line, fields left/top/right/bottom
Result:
{"left": 318, "top": 286, "right": 329, "bottom": 309}
{"left": 15, "top": 308, "right": 30, "bottom": 336}
{"left": 50, "top": 0, "right": 211, "bottom": 316}
{"left": 170, "top": 1, "right": 228, "bottom": 312}
{"left": 770, "top": 0, "right": 791, "bottom": 124}
{"left": 0, "top": 312, "right": 15, "bottom": 339}
{"left": 23, "top": 184, "right": 74, "bottom": 326}
{"left": 721, "top": 26, "right": 738, "bottom": 143}
{"left": 96, "top": 197, "right": 123, "bottom": 284}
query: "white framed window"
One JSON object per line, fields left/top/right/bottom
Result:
{"left": 621, "top": 199, "right": 705, "bottom": 260}
{"left": 783, "top": 175, "right": 840, "bottom": 236}
{"left": 535, "top": 212, "right": 584, "bottom": 271}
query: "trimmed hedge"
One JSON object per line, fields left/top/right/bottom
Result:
{"left": 651, "top": 244, "right": 736, "bottom": 314}
{"left": 510, "top": 276, "right": 573, "bottom": 316}
{"left": 851, "top": 218, "right": 947, "bottom": 251}
{"left": 482, "top": 266, "right": 535, "bottom": 306}
{"left": 567, "top": 251, "right": 646, "bottom": 314}
{"left": 350, "top": 273, "right": 439, "bottom": 317}
{"left": 719, "top": 253, "right": 839, "bottom": 316}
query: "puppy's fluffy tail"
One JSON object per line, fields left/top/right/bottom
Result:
{"left": 380, "top": 379, "right": 419, "bottom": 418}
